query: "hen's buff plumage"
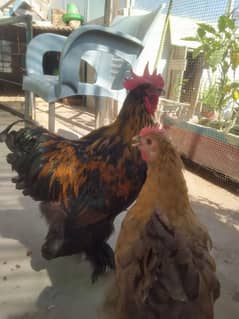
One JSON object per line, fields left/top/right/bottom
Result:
{"left": 104, "top": 127, "right": 220, "bottom": 318}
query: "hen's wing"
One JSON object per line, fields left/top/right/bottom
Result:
{"left": 5, "top": 124, "right": 146, "bottom": 224}
{"left": 116, "top": 210, "right": 220, "bottom": 319}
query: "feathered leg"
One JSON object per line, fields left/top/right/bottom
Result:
{"left": 84, "top": 219, "right": 116, "bottom": 282}
{"left": 39, "top": 202, "right": 67, "bottom": 259}
{"left": 41, "top": 223, "right": 65, "bottom": 259}
{"left": 86, "top": 241, "right": 115, "bottom": 283}
{"left": 40, "top": 202, "right": 115, "bottom": 281}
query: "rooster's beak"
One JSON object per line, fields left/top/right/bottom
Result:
{"left": 132, "top": 135, "right": 140, "bottom": 147}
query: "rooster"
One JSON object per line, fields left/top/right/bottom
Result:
{"left": 0, "top": 66, "right": 164, "bottom": 282}
{"left": 103, "top": 126, "right": 220, "bottom": 318}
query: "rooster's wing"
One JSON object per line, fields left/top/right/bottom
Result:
{"left": 6, "top": 125, "right": 145, "bottom": 224}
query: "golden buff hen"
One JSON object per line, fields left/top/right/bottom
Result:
{"left": 103, "top": 126, "right": 220, "bottom": 318}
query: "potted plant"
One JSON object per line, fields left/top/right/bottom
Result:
{"left": 200, "top": 84, "right": 219, "bottom": 119}
{"left": 184, "top": 14, "right": 239, "bottom": 130}
{"left": 161, "top": 13, "right": 239, "bottom": 182}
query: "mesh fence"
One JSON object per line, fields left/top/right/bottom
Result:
{"left": 0, "top": 22, "right": 71, "bottom": 95}
{"left": 132, "top": 0, "right": 239, "bottom": 188}
{"left": 0, "top": 19, "right": 72, "bottom": 118}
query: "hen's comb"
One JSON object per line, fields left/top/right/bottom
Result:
{"left": 139, "top": 125, "right": 165, "bottom": 137}
{"left": 124, "top": 63, "right": 164, "bottom": 91}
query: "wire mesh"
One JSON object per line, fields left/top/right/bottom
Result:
{"left": 133, "top": 0, "right": 239, "bottom": 188}
{"left": 0, "top": 25, "right": 27, "bottom": 94}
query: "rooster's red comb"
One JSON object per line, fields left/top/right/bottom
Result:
{"left": 139, "top": 124, "right": 165, "bottom": 137}
{"left": 124, "top": 63, "right": 164, "bottom": 91}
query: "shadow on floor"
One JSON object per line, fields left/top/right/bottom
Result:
{"left": 0, "top": 175, "right": 238, "bottom": 318}
{"left": 0, "top": 176, "right": 123, "bottom": 319}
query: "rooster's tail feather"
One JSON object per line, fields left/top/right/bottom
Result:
{"left": 0, "top": 119, "right": 37, "bottom": 149}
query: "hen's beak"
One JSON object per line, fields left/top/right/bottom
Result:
{"left": 132, "top": 135, "right": 140, "bottom": 147}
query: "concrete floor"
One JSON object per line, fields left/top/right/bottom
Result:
{"left": 0, "top": 102, "right": 239, "bottom": 318}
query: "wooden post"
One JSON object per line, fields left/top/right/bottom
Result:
{"left": 25, "top": 14, "right": 33, "bottom": 44}
{"left": 104, "top": 0, "right": 113, "bottom": 26}
{"left": 48, "top": 102, "right": 56, "bottom": 132}
{"left": 154, "top": 0, "right": 173, "bottom": 69}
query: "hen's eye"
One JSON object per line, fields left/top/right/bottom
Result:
{"left": 146, "top": 138, "right": 152, "bottom": 145}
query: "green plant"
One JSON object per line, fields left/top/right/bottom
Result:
{"left": 184, "top": 14, "right": 239, "bottom": 130}
{"left": 200, "top": 83, "right": 220, "bottom": 111}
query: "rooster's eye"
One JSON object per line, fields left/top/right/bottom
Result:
{"left": 146, "top": 138, "right": 152, "bottom": 145}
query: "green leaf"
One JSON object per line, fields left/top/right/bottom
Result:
{"left": 208, "top": 48, "right": 225, "bottom": 67}
{"left": 218, "top": 15, "right": 227, "bottom": 32}
{"left": 197, "top": 23, "right": 217, "bottom": 35}
{"left": 192, "top": 46, "right": 203, "bottom": 59}
{"left": 218, "top": 15, "right": 235, "bottom": 32}
{"left": 230, "top": 82, "right": 239, "bottom": 89}
{"left": 227, "top": 17, "right": 235, "bottom": 30}
{"left": 198, "top": 27, "right": 206, "bottom": 38}
{"left": 223, "top": 84, "right": 233, "bottom": 94}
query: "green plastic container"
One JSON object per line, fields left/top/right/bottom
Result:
{"left": 62, "top": 3, "right": 84, "bottom": 23}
